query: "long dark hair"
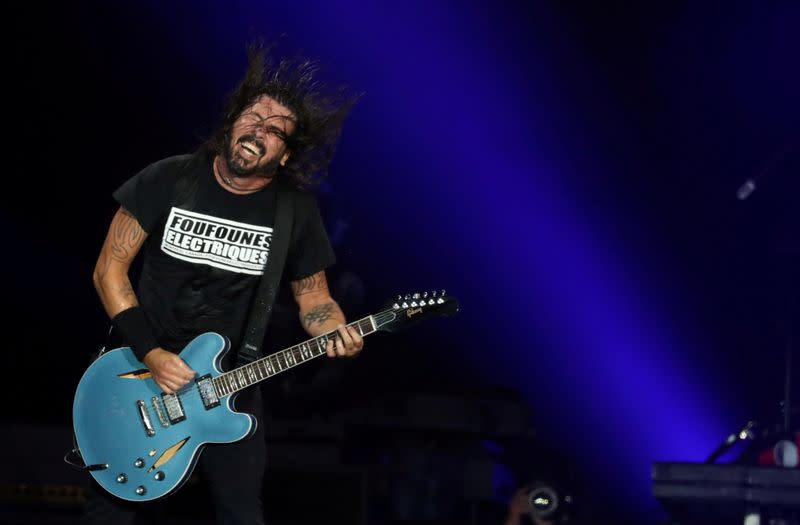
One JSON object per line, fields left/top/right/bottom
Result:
{"left": 205, "top": 42, "right": 360, "bottom": 189}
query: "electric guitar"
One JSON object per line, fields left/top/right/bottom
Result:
{"left": 72, "top": 291, "right": 459, "bottom": 501}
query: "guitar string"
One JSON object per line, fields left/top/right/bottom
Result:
{"left": 140, "top": 302, "right": 446, "bottom": 404}
{"left": 159, "top": 314, "right": 392, "bottom": 403}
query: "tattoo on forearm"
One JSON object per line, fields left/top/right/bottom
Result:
{"left": 291, "top": 272, "right": 328, "bottom": 296}
{"left": 111, "top": 209, "right": 143, "bottom": 262}
{"left": 303, "top": 303, "right": 336, "bottom": 327}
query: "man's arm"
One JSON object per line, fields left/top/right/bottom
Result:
{"left": 93, "top": 207, "right": 146, "bottom": 316}
{"left": 93, "top": 206, "right": 194, "bottom": 393}
{"left": 291, "top": 271, "right": 363, "bottom": 357}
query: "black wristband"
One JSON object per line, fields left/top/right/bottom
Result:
{"left": 112, "top": 306, "right": 159, "bottom": 362}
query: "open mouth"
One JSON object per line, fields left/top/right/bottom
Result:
{"left": 237, "top": 138, "right": 265, "bottom": 158}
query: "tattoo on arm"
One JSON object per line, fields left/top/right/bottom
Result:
{"left": 302, "top": 303, "right": 336, "bottom": 328}
{"left": 111, "top": 209, "right": 144, "bottom": 262}
{"left": 291, "top": 272, "right": 328, "bottom": 297}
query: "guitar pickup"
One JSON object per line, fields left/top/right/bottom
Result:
{"left": 151, "top": 396, "right": 170, "bottom": 427}
{"left": 161, "top": 393, "right": 186, "bottom": 424}
{"left": 196, "top": 375, "right": 220, "bottom": 410}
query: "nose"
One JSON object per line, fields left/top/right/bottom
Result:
{"left": 248, "top": 123, "right": 267, "bottom": 139}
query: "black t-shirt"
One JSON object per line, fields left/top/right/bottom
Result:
{"left": 113, "top": 151, "right": 335, "bottom": 352}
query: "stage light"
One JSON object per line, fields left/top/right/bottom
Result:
{"left": 528, "top": 483, "right": 573, "bottom": 521}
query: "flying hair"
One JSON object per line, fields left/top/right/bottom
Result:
{"left": 205, "top": 42, "right": 361, "bottom": 189}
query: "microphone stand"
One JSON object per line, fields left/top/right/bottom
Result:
{"left": 781, "top": 292, "right": 794, "bottom": 436}
{"left": 708, "top": 143, "right": 798, "bottom": 463}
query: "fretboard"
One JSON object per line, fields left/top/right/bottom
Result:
{"left": 213, "top": 315, "right": 377, "bottom": 397}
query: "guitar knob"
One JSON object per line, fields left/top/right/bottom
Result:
{"left": 116, "top": 474, "right": 127, "bottom": 484}
{"left": 134, "top": 458, "right": 145, "bottom": 468}
{"left": 135, "top": 486, "right": 147, "bottom": 496}
{"left": 154, "top": 471, "right": 165, "bottom": 481}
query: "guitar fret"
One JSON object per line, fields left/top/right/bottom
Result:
{"left": 207, "top": 310, "right": 430, "bottom": 399}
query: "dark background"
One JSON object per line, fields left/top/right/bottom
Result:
{"left": 6, "top": 1, "right": 799, "bottom": 523}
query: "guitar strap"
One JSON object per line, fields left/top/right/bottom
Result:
{"left": 235, "top": 184, "right": 295, "bottom": 368}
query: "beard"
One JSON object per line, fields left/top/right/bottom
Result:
{"left": 224, "top": 133, "right": 283, "bottom": 179}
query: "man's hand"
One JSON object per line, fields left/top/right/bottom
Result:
{"left": 143, "top": 348, "right": 196, "bottom": 394}
{"left": 325, "top": 324, "right": 364, "bottom": 358}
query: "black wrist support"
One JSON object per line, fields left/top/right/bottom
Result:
{"left": 112, "top": 306, "right": 159, "bottom": 362}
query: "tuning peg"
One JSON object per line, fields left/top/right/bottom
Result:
{"left": 440, "top": 289, "right": 446, "bottom": 296}
{"left": 396, "top": 295, "right": 402, "bottom": 301}
{"left": 423, "top": 292, "right": 428, "bottom": 298}
{"left": 412, "top": 293, "right": 420, "bottom": 300}
{"left": 431, "top": 290, "right": 437, "bottom": 298}
{"left": 404, "top": 294, "right": 410, "bottom": 301}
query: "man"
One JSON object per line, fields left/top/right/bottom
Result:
{"left": 82, "top": 45, "right": 361, "bottom": 525}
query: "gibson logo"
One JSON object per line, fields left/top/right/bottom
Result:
{"left": 406, "top": 308, "right": 422, "bottom": 318}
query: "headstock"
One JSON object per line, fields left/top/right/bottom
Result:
{"left": 373, "top": 290, "right": 460, "bottom": 333}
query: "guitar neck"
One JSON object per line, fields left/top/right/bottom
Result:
{"left": 213, "top": 314, "right": 379, "bottom": 397}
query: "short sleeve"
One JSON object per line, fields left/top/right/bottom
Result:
{"left": 285, "top": 192, "right": 336, "bottom": 281}
{"left": 112, "top": 155, "right": 189, "bottom": 233}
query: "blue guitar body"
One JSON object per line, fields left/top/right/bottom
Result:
{"left": 72, "top": 332, "right": 255, "bottom": 501}
{"left": 72, "top": 292, "right": 459, "bottom": 502}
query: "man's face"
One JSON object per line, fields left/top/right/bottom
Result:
{"left": 225, "top": 95, "right": 296, "bottom": 178}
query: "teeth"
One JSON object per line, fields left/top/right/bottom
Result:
{"left": 241, "top": 142, "right": 260, "bottom": 155}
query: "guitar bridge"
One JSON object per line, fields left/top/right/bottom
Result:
{"left": 136, "top": 400, "right": 156, "bottom": 437}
